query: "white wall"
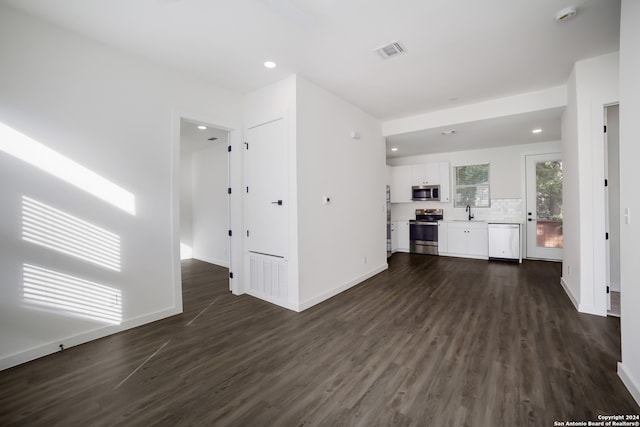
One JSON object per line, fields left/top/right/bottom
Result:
{"left": 192, "top": 142, "right": 229, "bottom": 267}
{"left": 388, "top": 140, "right": 562, "bottom": 223}
{"left": 180, "top": 152, "right": 194, "bottom": 259}
{"left": 0, "top": 4, "right": 242, "bottom": 369}
{"left": 618, "top": 0, "right": 640, "bottom": 406}
{"left": 561, "top": 52, "right": 619, "bottom": 316}
{"left": 561, "top": 68, "right": 581, "bottom": 306}
{"left": 296, "top": 77, "right": 387, "bottom": 309}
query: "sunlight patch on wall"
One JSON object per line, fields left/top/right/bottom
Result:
{"left": 180, "top": 242, "right": 193, "bottom": 260}
{"left": 23, "top": 264, "right": 122, "bottom": 325}
{"left": 0, "top": 122, "right": 136, "bottom": 215}
{"left": 22, "top": 196, "right": 121, "bottom": 271}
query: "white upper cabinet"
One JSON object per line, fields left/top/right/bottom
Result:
{"left": 411, "top": 163, "right": 440, "bottom": 186}
{"left": 390, "top": 165, "right": 412, "bottom": 203}
{"left": 390, "top": 161, "right": 450, "bottom": 203}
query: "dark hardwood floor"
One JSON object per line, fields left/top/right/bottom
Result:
{"left": 1, "top": 255, "right": 638, "bottom": 426}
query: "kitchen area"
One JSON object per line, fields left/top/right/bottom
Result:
{"left": 387, "top": 156, "right": 534, "bottom": 264}
{"left": 384, "top": 108, "right": 565, "bottom": 267}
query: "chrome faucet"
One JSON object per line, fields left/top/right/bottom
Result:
{"left": 466, "top": 204, "right": 474, "bottom": 221}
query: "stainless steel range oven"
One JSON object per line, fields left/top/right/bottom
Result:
{"left": 409, "top": 208, "right": 444, "bottom": 255}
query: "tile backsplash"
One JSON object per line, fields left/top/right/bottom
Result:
{"left": 482, "top": 198, "right": 523, "bottom": 220}
{"left": 391, "top": 198, "right": 524, "bottom": 221}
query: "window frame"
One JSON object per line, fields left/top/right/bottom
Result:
{"left": 453, "top": 163, "right": 491, "bottom": 208}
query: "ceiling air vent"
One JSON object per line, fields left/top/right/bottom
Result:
{"left": 374, "top": 40, "right": 406, "bottom": 60}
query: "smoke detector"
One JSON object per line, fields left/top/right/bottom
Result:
{"left": 555, "top": 7, "right": 577, "bottom": 22}
{"left": 374, "top": 41, "right": 406, "bottom": 60}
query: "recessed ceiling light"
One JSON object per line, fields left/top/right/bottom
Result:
{"left": 391, "top": 147, "right": 398, "bottom": 151}
{"left": 440, "top": 130, "right": 456, "bottom": 135}
{"left": 555, "top": 7, "right": 577, "bottom": 22}
{"left": 197, "top": 125, "right": 207, "bottom": 130}
{"left": 532, "top": 128, "right": 542, "bottom": 134}
{"left": 264, "top": 61, "right": 277, "bottom": 69}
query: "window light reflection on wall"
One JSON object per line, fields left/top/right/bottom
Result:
{"left": 0, "top": 122, "right": 135, "bottom": 215}
{"left": 23, "top": 264, "right": 122, "bottom": 325}
{"left": 22, "top": 196, "right": 121, "bottom": 271}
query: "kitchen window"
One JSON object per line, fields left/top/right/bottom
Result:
{"left": 454, "top": 163, "right": 490, "bottom": 208}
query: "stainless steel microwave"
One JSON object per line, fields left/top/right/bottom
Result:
{"left": 412, "top": 185, "right": 440, "bottom": 201}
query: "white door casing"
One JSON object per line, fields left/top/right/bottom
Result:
{"left": 244, "top": 118, "right": 288, "bottom": 258}
{"left": 525, "top": 153, "right": 563, "bottom": 261}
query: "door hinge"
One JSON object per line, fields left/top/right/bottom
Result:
{"left": 606, "top": 232, "right": 609, "bottom": 240}
{"left": 228, "top": 230, "right": 232, "bottom": 237}
{"left": 246, "top": 186, "right": 249, "bottom": 193}
{"left": 230, "top": 272, "right": 234, "bottom": 279}
{"left": 245, "top": 142, "right": 249, "bottom": 150}
{"left": 605, "top": 179, "right": 608, "bottom": 187}
{"left": 228, "top": 188, "right": 232, "bottom": 194}
{"left": 246, "top": 230, "right": 250, "bottom": 237}
{"left": 607, "top": 285, "right": 610, "bottom": 294}
{"left": 228, "top": 145, "right": 232, "bottom": 152}
{"left": 604, "top": 125, "right": 607, "bottom": 133}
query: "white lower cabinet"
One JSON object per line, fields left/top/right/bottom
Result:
{"left": 466, "top": 226, "right": 489, "bottom": 257}
{"left": 440, "top": 222, "right": 488, "bottom": 259}
{"left": 391, "top": 221, "right": 399, "bottom": 252}
{"left": 397, "top": 220, "right": 410, "bottom": 252}
{"left": 391, "top": 220, "right": 411, "bottom": 253}
{"left": 437, "top": 221, "right": 447, "bottom": 253}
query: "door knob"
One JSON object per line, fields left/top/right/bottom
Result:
{"left": 271, "top": 200, "right": 283, "bottom": 206}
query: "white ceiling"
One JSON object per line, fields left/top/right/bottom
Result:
{"left": 386, "top": 107, "right": 564, "bottom": 158}
{"left": 2, "top": 0, "right": 620, "bottom": 122}
{"left": 180, "top": 119, "right": 229, "bottom": 154}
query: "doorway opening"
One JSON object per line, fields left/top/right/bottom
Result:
{"left": 178, "top": 118, "right": 231, "bottom": 307}
{"left": 604, "top": 104, "right": 621, "bottom": 317}
{"left": 525, "top": 153, "right": 563, "bottom": 261}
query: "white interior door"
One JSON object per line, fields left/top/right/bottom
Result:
{"left": 245, "top": 118, "right": 287, "bottom": 258}
{"left": 604, "top": 110, "right": 611, "bottom": 310}
{"left": 604, "top": 104, "right": 621, "bottom": 312}
{"left": 526, "top": 153, "right": 563, "bottom": 261}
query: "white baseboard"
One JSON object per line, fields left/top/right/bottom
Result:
{"left": 560, "top": 277, "right": 579, "bottom": 311}
{"left": 439, "top": 252, "right": 488, "bottom": 261}
{"left": 298, "top": 263, "right": 388, "bottom": 312}
{"left": 0, "top": 306, "right": 181, "bottom": 371}
{"left": 618, "top": 362, "right": 640, "bottom": 407}
{"left": 244, "top": 288, "right": 299, "bottom": 312}
{"left": 560, "top": 278, "right": 607, "bottom": 317}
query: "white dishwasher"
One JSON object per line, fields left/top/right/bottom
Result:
{"left": 488, "top": 223, "right": 521, "bottom": 263}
